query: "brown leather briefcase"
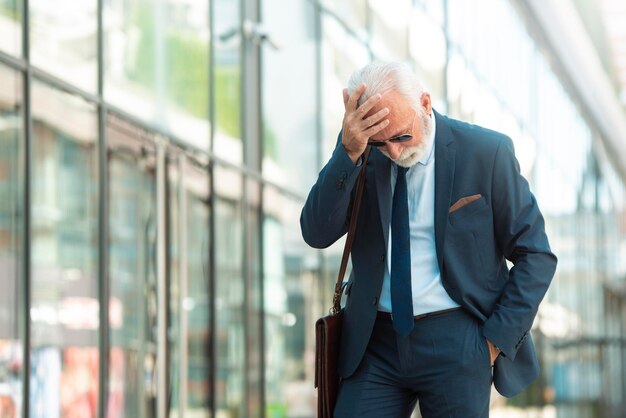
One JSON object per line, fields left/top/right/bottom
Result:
{"left": 315, "top": 310, "right": 343, "bottom": 417}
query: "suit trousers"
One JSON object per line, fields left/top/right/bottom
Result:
{"left": 333, "top": 309, "right": 493, "bottom": 418}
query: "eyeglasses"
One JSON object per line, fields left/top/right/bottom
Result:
{"left": 368, "top": 111, "right": 416, "bottom": 147}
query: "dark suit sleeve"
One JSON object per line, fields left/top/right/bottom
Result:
{"left": 300, "top": 132, "right": 363, "bottom": 249}
{"left": 482, "top": 136, "right": 557, "bottom": 361}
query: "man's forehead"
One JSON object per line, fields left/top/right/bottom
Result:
{"left": 365, "top": 92, "right": 410, "bottom": 117}
{"left": 368, "top": 98, "right": 416, "bottom": 140}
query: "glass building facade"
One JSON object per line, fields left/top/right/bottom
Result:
{"left": 0, "top": 0, "right": 625, "bottom": 417}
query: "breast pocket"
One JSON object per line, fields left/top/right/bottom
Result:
{"left": 448, "top": 195, "right": 490, "bottom": 228}
{"left": 445, "top": 196, "right": 498, "bottom": 290}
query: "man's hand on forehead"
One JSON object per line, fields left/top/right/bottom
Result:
{"left": 341, "top": 83, "right": 390, "bottom": 164}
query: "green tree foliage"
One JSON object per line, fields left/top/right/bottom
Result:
{"left": 263, "top": 123, "right": 279, "bottom": 161}
{"left": 0, "top": 0, "right": 19, "bottom": 20}
{"left": 129, "top": 5, "right": 241, "bottom": 139}
{"left": 214, "top": 65, "right": 241, "bottom": 139}
{"left": 168, "top": 32, "right": 210, "bottom": 119}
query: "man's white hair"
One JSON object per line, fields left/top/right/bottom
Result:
{"left": 347, "top": 61, "right": 425, "bottom": 110}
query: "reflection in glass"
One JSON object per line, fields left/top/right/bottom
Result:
{"left": 30, "top": 0, "right": 97, "bottom": 92}
{"left": 186, "top": 185, "right": 211, "bottom": 416}
{"left": 262, "top": 0, "right": 317, "bottom": 192}
{"left": 107, "top": 114, "right": 158, "bottom": 418}
{"left": 0, "top": 0, "right": 21, "bottom": 56}
{"left": 419, "top": 0, "right": 445, "bottom": 26}
{"left": 263, "top": 187, "right": 318, "bottom": 417}
{"left": 215, "top": 169, "right": 244, "bottom": 418}
{"left": 168, "top": 157, "right": 212, "bottom": 418}
{"left": 369, "top": 0, "right": 410, "bottom": 61}
{"left": 408, "top": 8, "right": 446, "bottom": 101}
{"left": 0, "top": 64, "right": 22, "bottom": 418}
{"left": 103, "top": 0, "right": 211, "bottom": 150}
{"left": 213, "top": 0, "right": 242, "bottom": 163}
{"left": 30, "top": 81, "right": 99, "bottom": 418}
{"left": 325, "top": 0, "right": 367, "bottom": 33}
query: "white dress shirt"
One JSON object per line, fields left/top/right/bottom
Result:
{"left": 378, "top": 114, "right": 460, "bottom": 315}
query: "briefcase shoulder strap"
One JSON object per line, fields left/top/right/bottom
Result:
{"left": 331, "top": 146, "right": 372, "bottom": 314}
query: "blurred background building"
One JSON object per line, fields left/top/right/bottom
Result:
{"left": 0, "top": 0, "right": 625, "bottom": 417}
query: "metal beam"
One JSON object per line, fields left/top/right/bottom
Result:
{"left": 178, "top": 154, "right": 189, "bottom": 418}
{"left": 208, "top": 0, "right": 217, "bottom": 415}
{"left": 21, "top": 1, "right": 31, "bottom": 417}
{"left": 97, "top": 0, "right": 110, "bottom": 416}
{"left": 242, "top": 0, "right": 259, "bottom": 415}
{"left": 156, "top": 138, "right": 168, "bottom": 418}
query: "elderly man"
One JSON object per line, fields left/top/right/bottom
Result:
{"left": 301, "top": 62, "right": 557, "bottom": 417}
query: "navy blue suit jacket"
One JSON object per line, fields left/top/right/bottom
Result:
{"left": 301, "top": 111, "right": 557, "bottom": 397}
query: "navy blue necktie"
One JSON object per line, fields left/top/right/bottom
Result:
{"left": 391, "top": 166, "right": 414, "bottom": 336}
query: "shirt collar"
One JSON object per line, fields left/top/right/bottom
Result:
{"left": 418, "top": 112, "right": 436, "bottom": 166}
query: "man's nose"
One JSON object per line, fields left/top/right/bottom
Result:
{"left": 385, "top": 142, "right": 402, "bottom": 160}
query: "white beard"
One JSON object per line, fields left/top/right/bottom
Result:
{"left": 379, "top": 143, "right": 427, "bottom": 167}
{"left": 380, "top": 111, "right": 433, "bottom": 167}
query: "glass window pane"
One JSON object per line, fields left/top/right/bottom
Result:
{"left": 214, "top": 165, "right": 244, "bottom": 418}
{"left": 106, "top": 113, "right": 158, "bottom": 418}
{"left": 263, "top": 187, "right": 318, "bottom": 417}
{"left": 369, "top": 0, "right": 411, "bottom": 61}
{"left": 103, "top": 0, "right": 211, "bottom": 150}
{"left": 0, "top": 63, "right": 23, "bottom": 417}
{"left": 0, "top": 0, "right": 22, "bottom": 56}
{"left": 30, "top": 80, "right": 99, "bottom": 417}
{"left": 419, "top": 0, "right": 445, "bottom": 26}
{"left": 213, "top": 0, "right": 242, "bottom": 164}
{"left": 262, "top": 0, "right": 317, "bottom": 191}
{"left": 186, "top": 170, "right": 211, "bottom": 416}
{"left": 408, "top": 8, "right": 446, "bottom": 103}
{"left": 30, "top": 0, "right": 97, "bottom": 92}
{"left": 168, "top": 155, "right": 212, "bottom": 418}
{"left": 325, "top": 0, "right": 367, "bottom": 33}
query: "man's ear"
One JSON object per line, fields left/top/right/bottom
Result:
{"left": 420, "top": 92, "right": 432, "bottom": 115}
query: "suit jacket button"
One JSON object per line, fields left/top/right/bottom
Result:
{"left": 371, "top": 297, "right": 378, "bottom": 306}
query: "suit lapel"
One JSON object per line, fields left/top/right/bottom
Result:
{"left": 433, "top": 110, "right": 455, "bottom": 272}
